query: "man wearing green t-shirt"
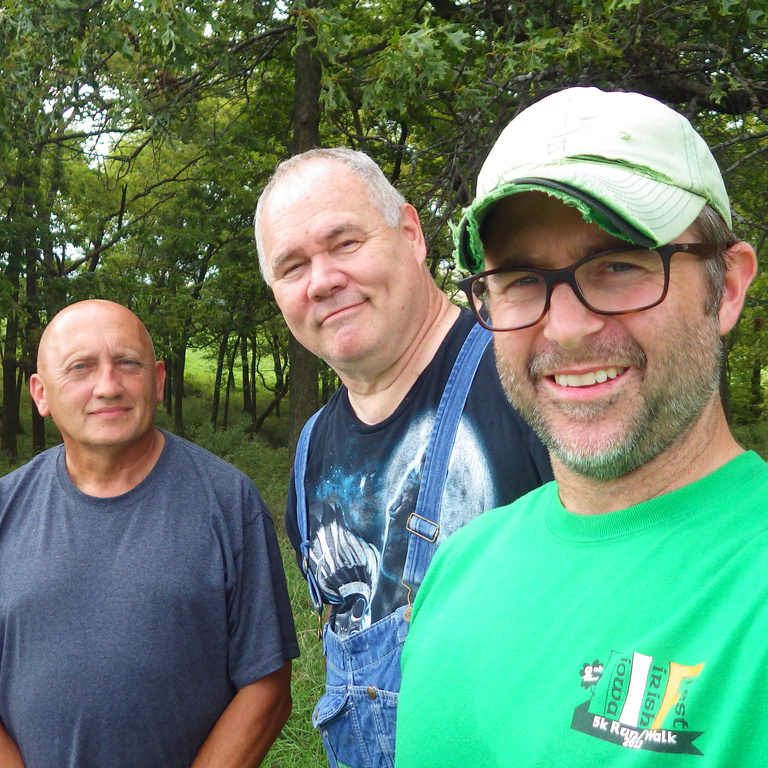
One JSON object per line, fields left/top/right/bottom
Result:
{"left": 396, "top": 87, "right": 766, "bottom": 766}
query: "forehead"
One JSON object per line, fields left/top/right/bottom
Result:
{"left": 269, "top": 162, "right": 371, "bottom": 219}
{"left": 43, "top": 308, "right": 151, "bottom": 365}
{"left": 262, "top": 164, "right": 380, "bottom": 247}
{"left": 481, "top": 192, "right": 628, "bottom": 266}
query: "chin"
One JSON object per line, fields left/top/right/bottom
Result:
{"left": 325, "top": 340, "right": 380, "bottom": 368}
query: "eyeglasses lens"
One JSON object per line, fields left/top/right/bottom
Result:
{"left": 474, "top": 249, "right": 667, "bottom": 331}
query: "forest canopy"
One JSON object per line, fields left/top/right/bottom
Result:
{"left": 0, "top": 0, "right": 766, "bottom": 457}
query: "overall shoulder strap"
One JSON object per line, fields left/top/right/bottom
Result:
{"left": 293, "top": 408, "right": 325, "bottom": 614}
{"left": 402, "top": 322, "right": 492, "bottom": 593}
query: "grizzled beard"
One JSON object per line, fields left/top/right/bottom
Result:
{"left": 496, "top": 317, "right": 723, "bottom": 482}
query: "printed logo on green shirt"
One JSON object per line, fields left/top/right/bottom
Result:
{"left": 571, "top": 650, "right": 705, "bottom": 755}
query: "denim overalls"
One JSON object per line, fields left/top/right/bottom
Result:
{"left": 295, "top": 322, "right": 491, "bottom": 768}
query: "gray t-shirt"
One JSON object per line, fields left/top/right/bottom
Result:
{"left": 0, "top": 430, "right": 298, "bottom": 767}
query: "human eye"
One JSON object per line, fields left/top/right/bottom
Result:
{"left": 579, "top": 250, "right": 665, "bottom": 307}
{"left": 512, "top": 274, "right": 543, "bottom": 287}
{"left": 67, "top": 360, "right": 90, "bottom": 374}
{"left": 591, "top": 250, "right": 659, "bottom": 278}
{"left": 333, "top": 236, "right": 361, "bottom": 254}
{"left": 605, "top": 261, "right": 637, "bottom": 274}
{"left": 489, "top": 270, "right": 545, "bottom": 296}
{"left": 275, "top": 258, "right": 306, "bottom": 281}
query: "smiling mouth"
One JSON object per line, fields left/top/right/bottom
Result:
{"left": 91, "top": 407, "right": 129, "bottom": 416}
{"left": 553, "top": 367, "right": 626, "bottom": 388}
{"left": 320, "top": 301, "right": 365, "bottom": 324}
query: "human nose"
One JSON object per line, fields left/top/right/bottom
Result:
{"left": 306, "top": 255, "right": 347, "bottom": 300}
{"left": 541, "top": 282, "right": 606, "bottom": 349}
{"left": 92, "top": 364, "right": 123, "bottom": 397}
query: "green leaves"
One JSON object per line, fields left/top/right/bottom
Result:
{"left": 0, "top": 0, "right": 767, "bottom": 451}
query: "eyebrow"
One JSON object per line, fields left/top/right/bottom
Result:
{"left": 271, "top": 223, "right": 365, "bottom": 275}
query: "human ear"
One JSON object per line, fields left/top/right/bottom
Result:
{"left": 29, "top": 373, "right": 51, "bottom": 417}
{"left": 718, "top": 242, "right": 758, "bottom": 335}
{"left": 400, "top": 204, "right": 427, "bottom": 263}
{"left": 154, "top": 361, "right": 166, "bottom": 403}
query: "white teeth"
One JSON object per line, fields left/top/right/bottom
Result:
{"left": 555, "top": 368, "right": 625, "bottom": 388}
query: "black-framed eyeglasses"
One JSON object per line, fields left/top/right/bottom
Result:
{"left": 458, "top": 243, "right": 723, "bottom": 332}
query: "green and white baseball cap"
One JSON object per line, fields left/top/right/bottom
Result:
{"left": 456, "top": 87, "right": 731, "bottom": 272}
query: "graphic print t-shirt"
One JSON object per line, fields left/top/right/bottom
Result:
{"left": 286, "top": 310, "right": 552, "bottom": 637}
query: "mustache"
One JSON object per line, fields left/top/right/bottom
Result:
{"left": 526, "top": 337, "right": 648, "bottom": 380}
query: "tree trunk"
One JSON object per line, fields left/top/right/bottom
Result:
{"left": 173, "top": 342, "right": 186, "bottom": 435}
{"left": 211, "top": 331, "right": 229, "bottom": 429}
{"left": 287, "top": 333, "right": 318, "bottom": 457}
{"left": 28, "top": 141, "right": 64, "bottom": 455}
{"left": 2, "top": 302, "right": 21, "bottom": 461}
{"left": 249, "top": 382, "right": 289, "bottom": 438}
{"left": 2, "top": 146, "right": 38, "bottom": 460}
{"left": 25, "top": 249, "right": 46, "bottom": 453}
{"left": 249, "top": 335, "right": 257, "bottom": 414}
{"left": 222, "top": 333, "right": 240, "bottom": 430}
{"left": 223, "top": 366, "right": 233, "bottom": 430}
{"left": 164, "top": 355, "right": 173, "bottom": 416}
{"left": 241, "top": 334, "right": 252, "bottom": 413}
{"left": 271, "top": 333, "right": 285, "bottom": 418}
{"left": 287, "top": 22, "right": 322, "bottom": 457}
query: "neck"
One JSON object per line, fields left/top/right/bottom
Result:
{"left": 554, "top": 398, "right": 743, "bottom": 515}
{"left": 342, "top": 290, "right": 460, "bottom": 424}
{"left": 64, "top": 428, "right": 166, "bottom": 498}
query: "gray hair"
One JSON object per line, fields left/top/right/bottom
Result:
{"left": 254, "top": 148, "right": 406, "bottom": 285}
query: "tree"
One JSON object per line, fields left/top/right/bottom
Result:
{"left": 0, "top": 0, "right": 217, "bottom": 455}
{"left": 1, "top": 0, "right": 766, "bottom": 460}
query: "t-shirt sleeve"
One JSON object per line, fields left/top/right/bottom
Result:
{"left": 226, "top": 484, "right": 299, "bottom": 690}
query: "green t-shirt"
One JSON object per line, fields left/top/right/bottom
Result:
{"left": 397, "top": 452, "right": 768, "bottom": 767}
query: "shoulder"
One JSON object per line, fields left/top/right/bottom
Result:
{"left": 0, "top": 445, "right": 62, "bottom": 489}
{"left": 0, "top": 447, "right": 64, "bottom": 525}
{"left": 161, "top": 430, "right": 251, "bottom": 479}
{"left": 440, "top": 308, "right": 479, "bottom": 362}
{"left": 708, "top": 451, "right": 768, "bottom": 516}
{"left": 157, "top": 431, "right": 268, "bottom": 518}
{"left": 411, "top": 484, "right": 554, "bottom": 623}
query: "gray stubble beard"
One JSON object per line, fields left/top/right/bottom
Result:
{"left": 496, "top": 319, "right": 723, "bottom": 482}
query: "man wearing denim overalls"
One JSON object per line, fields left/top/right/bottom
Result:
{"left": 255, "top": 148, "right": 552, "bottom": 768}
